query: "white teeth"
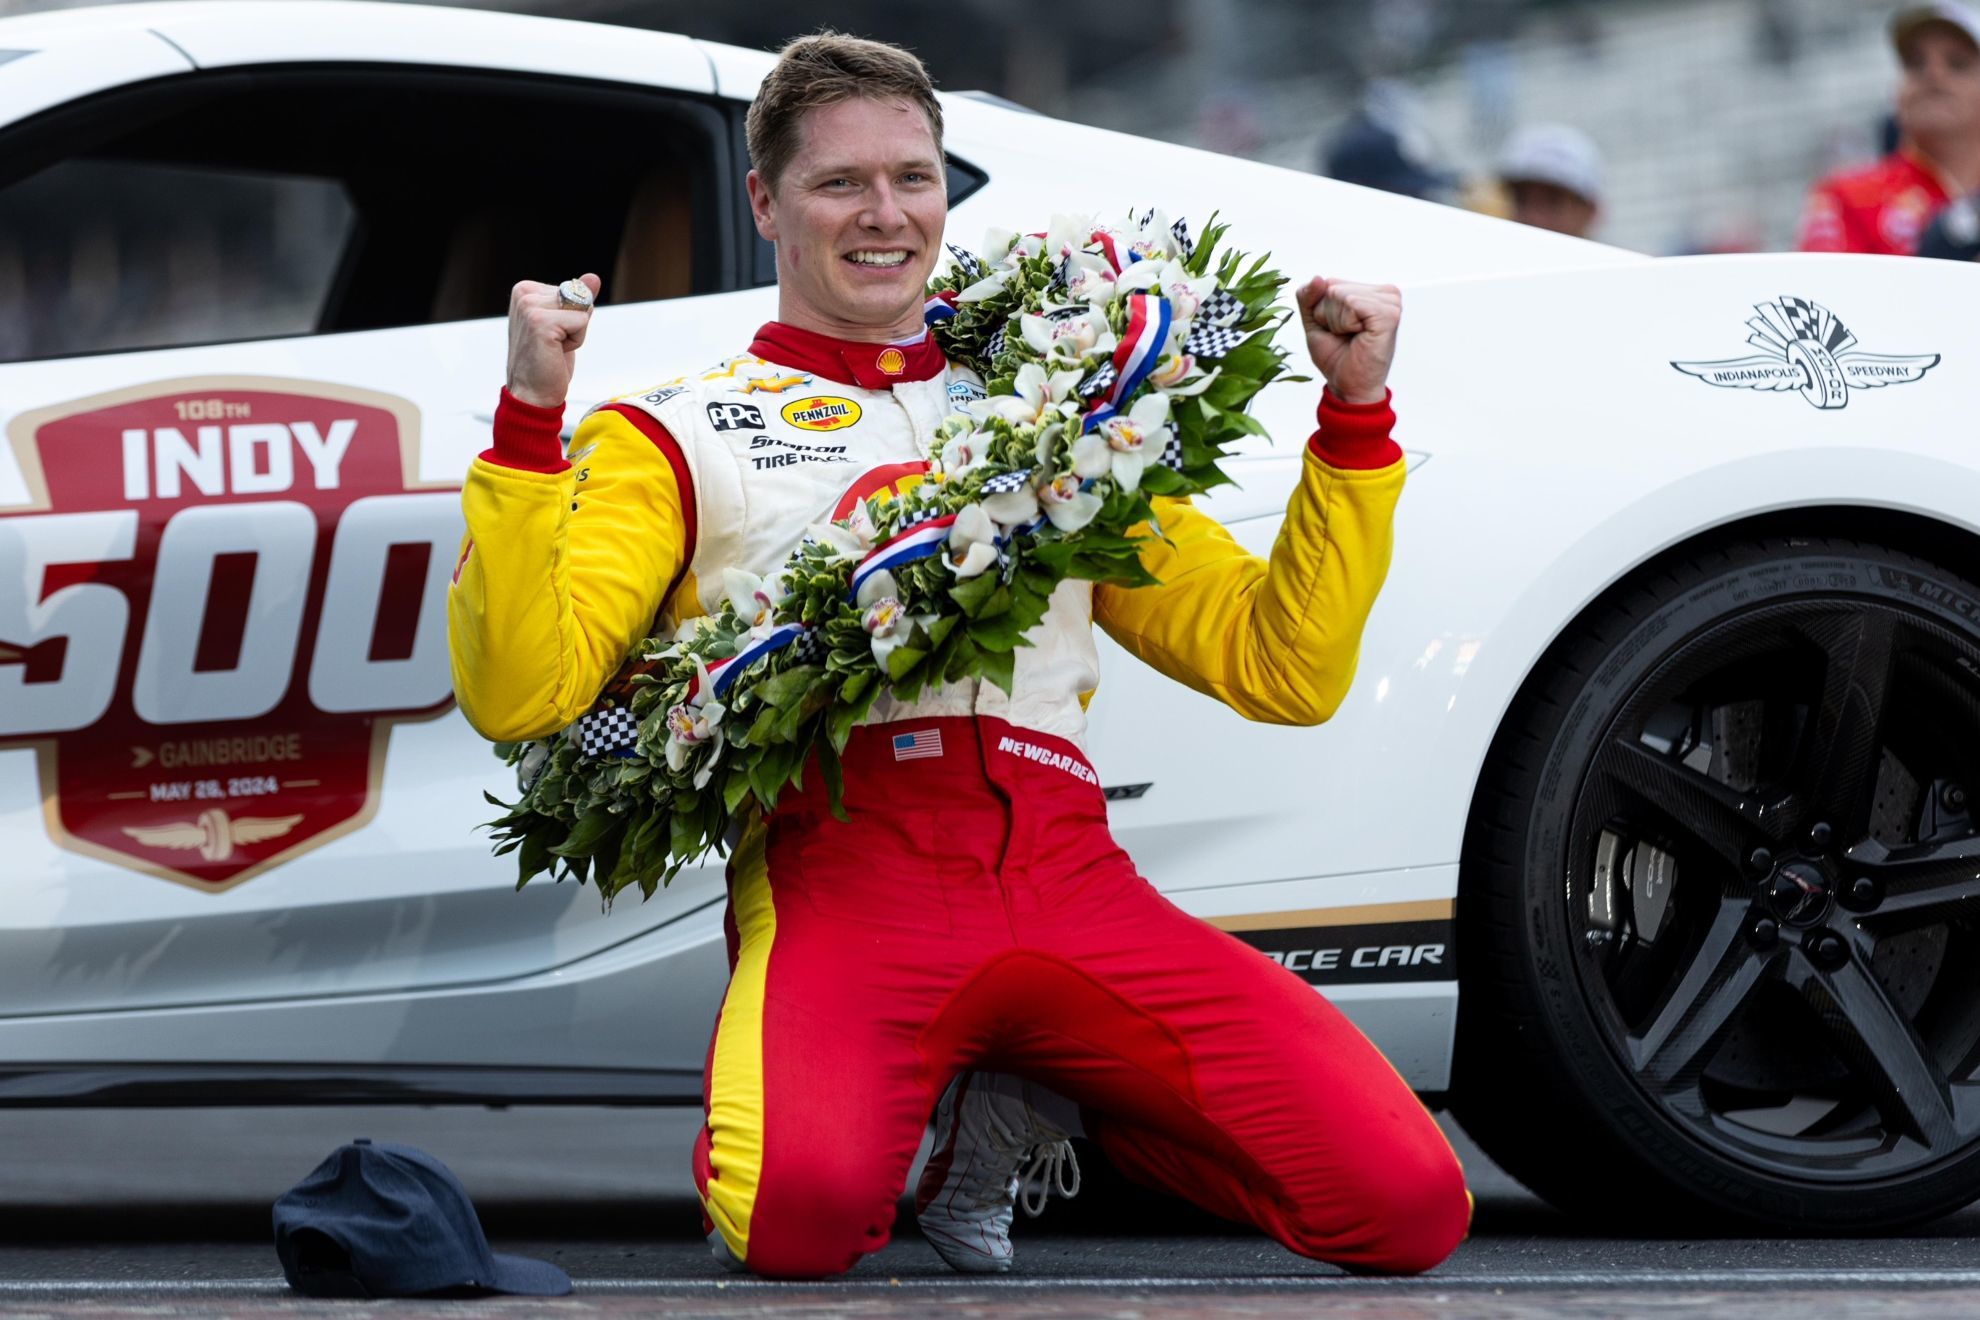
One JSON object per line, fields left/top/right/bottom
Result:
{"left": 848, "top": 251, "right": 908, "bottom": 267}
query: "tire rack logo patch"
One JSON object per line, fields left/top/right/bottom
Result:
{"left": 0, "top": 377, "right": 457, "bottom": 892}
{"left": 1671, "top": 296, "right": 1940, "bottom": 409}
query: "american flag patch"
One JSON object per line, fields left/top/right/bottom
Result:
{"left": 892, "top": 728, "right": 944, "bottom": 761}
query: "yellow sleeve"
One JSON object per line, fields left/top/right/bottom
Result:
{"left": 446, "top": 406, "right": 688, "bottom": 743}
{"left": 1092, "top": 448, "right": 1404, "bottom": 726}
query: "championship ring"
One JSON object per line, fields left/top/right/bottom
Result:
{"left": 557, "top": 279, "right": 595, "bottom": 312}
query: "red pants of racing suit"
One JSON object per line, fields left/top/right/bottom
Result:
{"left": 693, "top": 716, "right": 1471, "bottom": 1279}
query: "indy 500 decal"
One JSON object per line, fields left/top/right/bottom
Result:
{"left": 1671, "top": 296, "right": 1940, "bottom": 409}
{"left": 0, "top": 377, "right": 458, "bottom": 892}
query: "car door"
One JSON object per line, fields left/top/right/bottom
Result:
{"left": 0, "top": 15, "right": 774, "bottom": 1094}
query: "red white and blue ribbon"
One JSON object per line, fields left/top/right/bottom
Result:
{"left": 1083, "top": 293, "right": 1173, "bottom": 433}
{"left": 691, "top": 622, "right": 808, "bottom": 701}
{"left": 847, "top": 513, "right": 958, "bottom": 603}
{"left": 1090, "top": 229, "right": 1132, "bottom": 275}
{"left": 923, "top": 290, "right": 958, "bottom": 324}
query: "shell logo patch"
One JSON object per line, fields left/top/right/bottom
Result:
{"left": 833, "top": 461, "right": 928, "bottom": 519}
{"left": 781, "top": 395, "right": 863, "bottom": 433}
{"left": 876, "top": 347, "right": 907, "bottom": 376}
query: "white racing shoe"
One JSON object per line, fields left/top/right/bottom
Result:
{"left": 913, "top": 1072, "right": 1083, "bottom": 1273}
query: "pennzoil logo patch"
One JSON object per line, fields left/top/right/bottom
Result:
{"left": 781, "top": 395, "right": 863, "bottom": 432}
{"left": 1671, "top": 296, "right": 1940, "bottom": 410}
{"left": 0, "top": 377, "right": 456, "bottom": 893}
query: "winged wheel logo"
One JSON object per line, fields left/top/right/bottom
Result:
{"left": 1671, "top": 296, "right": 1939, "bottom": 409}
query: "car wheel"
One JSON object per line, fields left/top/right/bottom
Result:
{"left": 1453, "top": 536, "right": 1980, "bottom": 1231}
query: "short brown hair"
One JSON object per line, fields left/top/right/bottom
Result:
{"left": 745, "top": 32, "right": 945, "bottom": 192}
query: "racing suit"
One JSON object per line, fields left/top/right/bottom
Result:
{"left": 447, "top": 320, "right": 1470, "bottom": 1280}
{"left": 1797, "top": 148, "right": 1955, "bottom": 255}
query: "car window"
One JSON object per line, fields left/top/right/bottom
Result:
{"left": 0, "top": 159, "right": 352, "bottom": 362}
{"left": 0, "top": 67, "right": 737, "bottom": 362}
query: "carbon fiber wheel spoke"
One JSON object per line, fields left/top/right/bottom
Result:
{"left": 1630, "top": 902, "right": 1778, "bottom": 1091}
{"left": 1793, "top": 612, "right": 1900, "bottom": 838}
{"left": 1852, "top": 836, "right": 1980, "bottom": 920}
{"left": 1789, "top": 947, "right": 1962, "bottom": 1151}
{"left": 1593, "top": 737, "right": 1781, "bottom": 870}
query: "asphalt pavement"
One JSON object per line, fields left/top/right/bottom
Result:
{"left": 3, "top": 1106, "right": 1980, "bottom": 1316}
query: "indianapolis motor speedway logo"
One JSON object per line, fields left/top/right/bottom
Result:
{"left": 1671, "top": 296, "right": 1939, "bottom": 409}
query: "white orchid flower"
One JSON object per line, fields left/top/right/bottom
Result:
{"left": 722, "top": 567, "right": 787, "bottom": 633}
{"left": 957, "top": 270, "right": 1012, "bottom": 303}
{"left": 1064, "top": 255, "right": 1117, "bottom": 306}
{"left": 804, "top": 519, "right": 871, "bottom": 561}
{"left": 1149, "top": 353, "right": 1196, "bottom": 390}
{"left": 1019, "top": 307, "right": 1114, "bottom": 366}
{"left": 1070, "top": 394, "right": 1171, "bottom": 493}
{"left": 940, "top": 430, "right": 992, "bottom": 477}
{"left": 1149, "top": 353, "right": 1222, "bottom": 397}
{"left": 984, "top": 362, "right": 1083, "bottom": 427}
{"left": 1039, "top": 471, "right": 1104, "bottom": 532}
{"left": 664, "top": 693, "right": 727, "bottom": 787}
{"left": 860, "top": 593, "right": 917, "bottom": 669}
{"left": 982, "top": 483, "right": 1041, "bottom": 529}
{"left": 943, "top": 503, "right": 1002, "bottom": 579}
{"left": 855, "top": 568, "right": 898, "bottom": 611}
{"left": 1046, "top": 213, "right": 1093, "bottom": 262}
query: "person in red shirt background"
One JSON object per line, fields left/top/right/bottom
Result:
{"left": 1798, "top": 3, "right": 1980, "bottom": 254}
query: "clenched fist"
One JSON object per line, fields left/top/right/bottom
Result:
{"left": 506, "top": 273, "right": 602, "bottom": 409}
{"left": 1296, "top": 277, "right": 1401, "bottom": 406}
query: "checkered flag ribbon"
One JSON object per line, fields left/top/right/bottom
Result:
{"left": 1170, "top": 217, "right": 1194, "bottom": 261}
{"left": 985, "top": 322, "right": 1008, "bottom": 363}
{"left": 1048, "top": 254, "right": 1071, "bottom": 293}
{"left": 1077, "top": 361, "right": 1117, "bottom": 400}
{"left": 979, "top": 467, "right": 1034, "bottom": 494}
{"left": 787, "top": 627, "right": 825, "bottom": 665}
{"left": 574, "top": 704, "right": 640, "bottom": 759}
{"left": 893, "top": 505, "right": 949, "bottom": 535}
{"left": 947, "top": 243, "right": 985, "bottom": 282}
{"left": 1182, "top": 320, "right": 1249, "bottom": 361}
{"left": 1196, "top": 288, "right": 1242, "bottom": 326}
{"left": 1157, "top": 431, "right": 1186, "bottom": 472}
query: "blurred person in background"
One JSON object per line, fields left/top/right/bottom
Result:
{"left": 1917, "top": 188, "right": 1980, "bottom": 257}
{"left": 1495, "top": 123, "right": 1603, "bottom": 239}
{"left": 1797, "top": 3, "right": 1980, "bottom": 254}
{"left": 1320, "top": 82, "right": 1453, "bottom": 201}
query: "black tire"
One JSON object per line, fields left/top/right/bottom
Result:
{"left": 1453, "top": 536, "right": 1980, "bottom": 1232}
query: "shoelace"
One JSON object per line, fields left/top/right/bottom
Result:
{"left": 1016, "top": 1139, "right": 1081, "bottom": 1218}
{"left": 956, "top": 1093, "right": 1044, "bottom": 1212}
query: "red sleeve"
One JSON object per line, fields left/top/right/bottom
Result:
{"left": 483, "top": 388, "right": 569, "bottom": 473}
{"left": 1307, "top": 388, "right": 1401, "bottom": 470}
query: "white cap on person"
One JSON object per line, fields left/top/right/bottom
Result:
{"left": 1891, "top": 2, "right": 1980, "bottom": 56}
{"left": 1496, "top": 124, "right": 1604, "bottom": 207}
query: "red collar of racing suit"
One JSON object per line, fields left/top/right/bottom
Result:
{"left": 747, "top": 321, "right": 948, "bottom": 391}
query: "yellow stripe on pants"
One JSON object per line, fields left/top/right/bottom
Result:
{"left": 702, "top": 818, "right": 775, "bottom": 1263}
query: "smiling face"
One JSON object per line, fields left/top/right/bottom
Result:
{"left": 747, "top": 96, "right": 947, "bottom": 343}
{"left": 1897, "top": 25, "right": 1980, "bottom": 145}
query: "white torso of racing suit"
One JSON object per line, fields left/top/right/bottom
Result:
{"left": 605, "top": 348, "right": 1100, "bottom": 749}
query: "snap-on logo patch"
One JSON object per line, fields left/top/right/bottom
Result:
{"left": 781, "top": 396, "right": 863, "bottom": 433}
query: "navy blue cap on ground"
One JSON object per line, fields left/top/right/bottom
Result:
{"left": 272, "top": 1139, "right": 572, "bottom": 1298}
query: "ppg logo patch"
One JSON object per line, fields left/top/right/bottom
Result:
{"left": 707, "top": 402, "right": 766, "bottom": 431}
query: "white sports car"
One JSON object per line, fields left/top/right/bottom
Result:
{"left": 4, "top": 0, "right": 1979, "bottom": 1236}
